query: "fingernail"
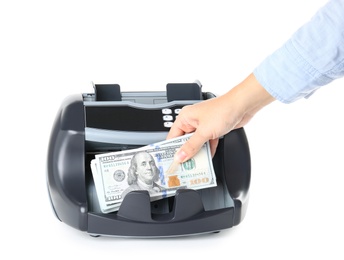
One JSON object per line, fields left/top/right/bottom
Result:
{"left": 175, "top": 150, "right": 188, "bottom": 163}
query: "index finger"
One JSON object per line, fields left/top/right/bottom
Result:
{"left": 166, "top": 120, "right": 187, "bottom": 140}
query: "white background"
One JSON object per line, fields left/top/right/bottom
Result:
{"left": 1, "top": 0, "right": 343, "bottom": 259}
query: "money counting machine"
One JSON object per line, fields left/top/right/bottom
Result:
{"left": 46, "top": 81, "right": 251, "bottom": 237}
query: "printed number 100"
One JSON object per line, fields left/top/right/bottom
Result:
{"left": 190, "top": 177, "right": 209, "bottom": 185}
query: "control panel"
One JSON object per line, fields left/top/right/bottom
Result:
{"left": 83, "top": 81, "right": 204, "bottom": 132}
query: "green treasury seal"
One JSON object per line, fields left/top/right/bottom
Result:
{"left": 182, "top": 158, "right": 196, "bottom": 171}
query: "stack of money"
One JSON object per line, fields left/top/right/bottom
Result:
{"left": 90, "top": 133, "right": 217, "bottom": 213}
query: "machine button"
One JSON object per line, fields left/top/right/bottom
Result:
{"left": 164, "top": 122, "right": 173, "bottom": 128}
{"left": 162, "top": 108, "right": 172, "bottom": 114}
{"left": 174, "top": 108, "right": 181, "bottom": 114}
{"left": 163, "top": 115, "right": 173, "bottom": 121}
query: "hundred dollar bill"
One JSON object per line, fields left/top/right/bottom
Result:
{"left": 91, "top": 133, "right": 217, "bottom": 213}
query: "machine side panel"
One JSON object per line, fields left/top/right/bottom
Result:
{"left": 46, "top": 94, "right": 88, "bottom": 231}
{"left": 223, "top": 128, "right": 251, "bottom": 225}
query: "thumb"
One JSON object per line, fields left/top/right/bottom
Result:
{"left": 174, "top": 131, "right": 208, "bottom": 163}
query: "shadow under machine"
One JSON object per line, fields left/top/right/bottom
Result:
{"left": 46, "top": 82, "right": 251, "bottom": 237}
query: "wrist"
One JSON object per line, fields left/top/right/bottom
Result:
{"left": 227, "top": 73, "right": 275, "bottom": 114}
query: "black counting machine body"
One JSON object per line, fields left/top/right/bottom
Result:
{"left": 46, "top": 81, "right": 251, "bottom": 237}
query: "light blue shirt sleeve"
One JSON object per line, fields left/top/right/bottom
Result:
{"left": 253, "top": 0, "right": 344, "bottom": 104}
